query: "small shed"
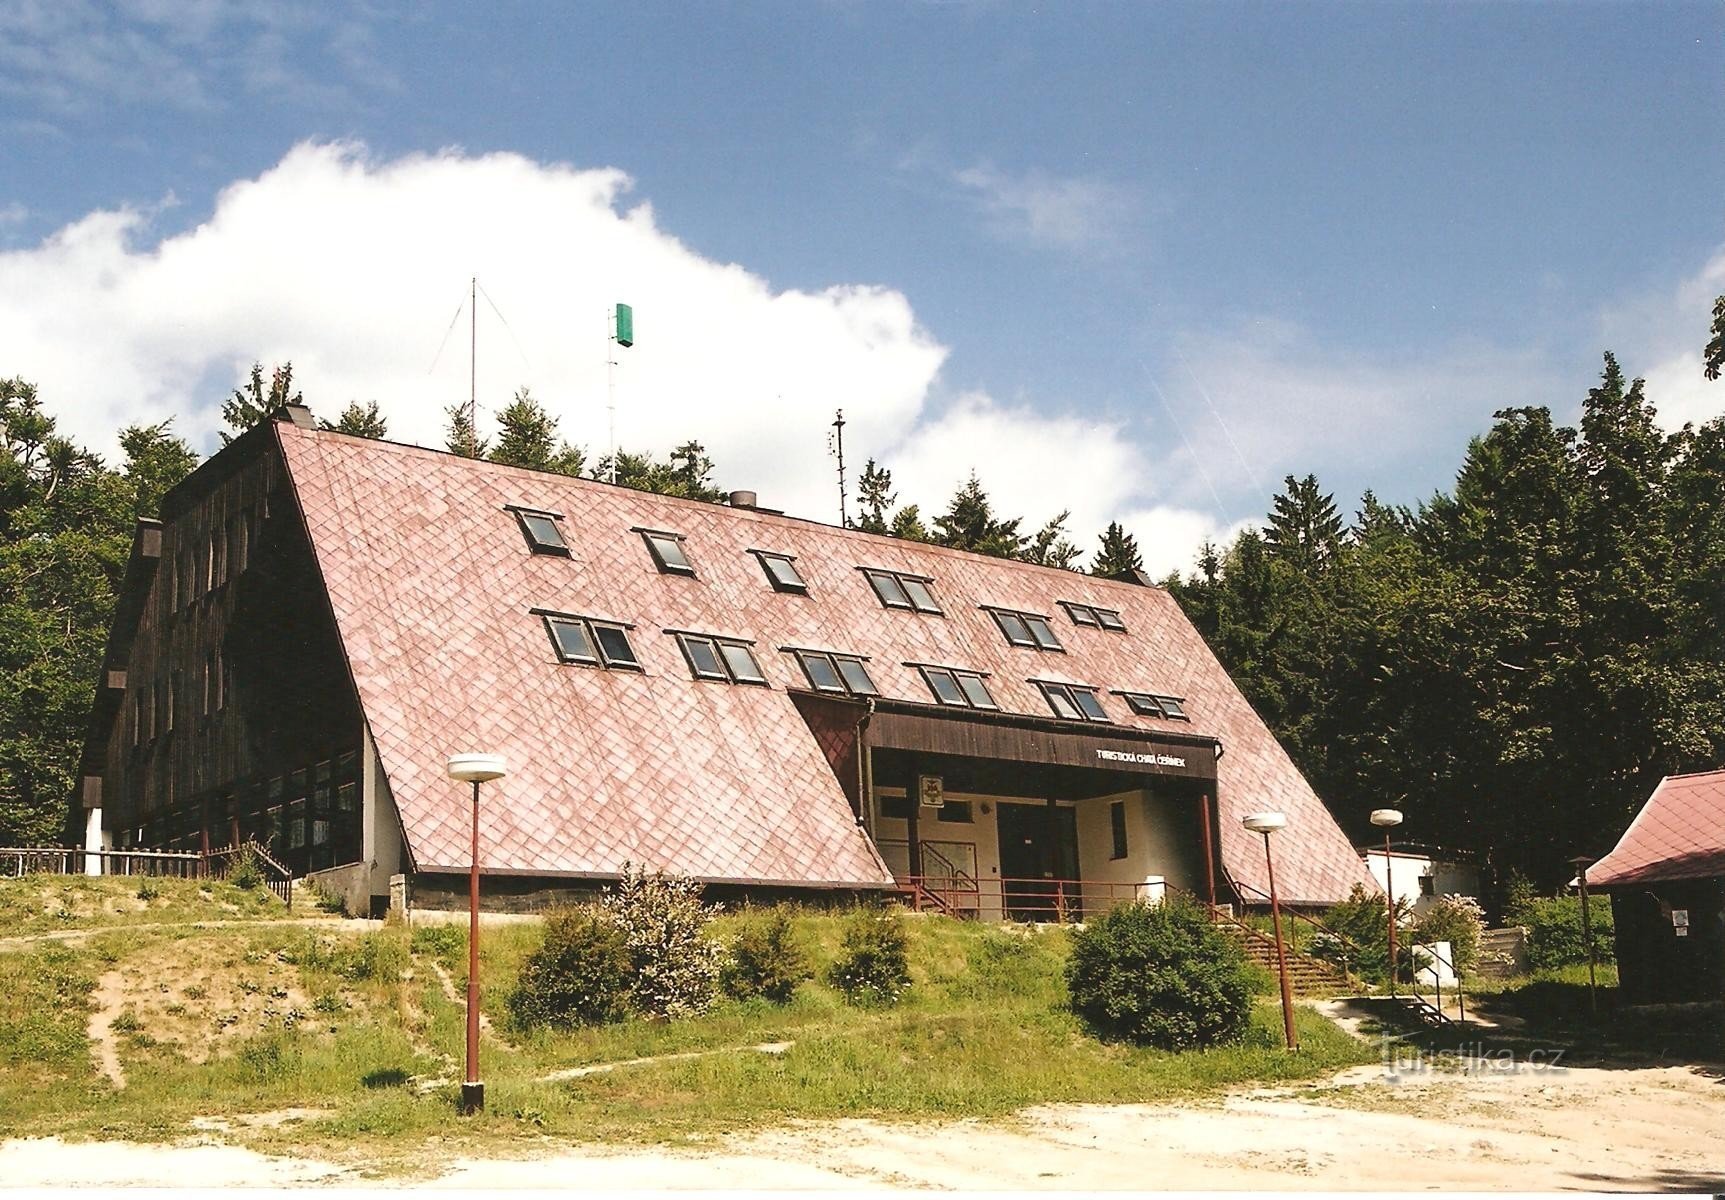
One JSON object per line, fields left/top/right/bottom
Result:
{"left": 1588, "top": 769, "right": 1725, "bottom": 1006}
{"left": 1360, "top": 843, "right": 1481, "bottom": 918}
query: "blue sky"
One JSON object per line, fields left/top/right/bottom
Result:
{"left": 3, "top": 1, "right": 1722, "bottom": 572}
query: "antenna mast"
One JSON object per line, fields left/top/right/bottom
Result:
{"left": 606, "top": 307, "right": 617, "bottom": 484}
{"left": 831, "top": 409, "right": 848, "bottom": 527}
{"left": 468, "top": 276, "right": 477, "bottom": 436}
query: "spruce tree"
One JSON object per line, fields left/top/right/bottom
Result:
{"left": 322, "top": 400, "right": 388, "bottom": 439}
{"left": 221, "top": 362, "right": 303, "bottom": 443}
{"left": 1092, "top": 521, "right": 1144, "bottom": 577}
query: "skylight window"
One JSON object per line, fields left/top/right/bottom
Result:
{"left": 1117, "top": 691, "right": 1190, "bottom": 720}
{"left": 1036, "top": 681, "right": 1110, "bottom": 723}
{"left": 862, "top": 568, "right": 942, "bottom": 614}
{"left": 675, "top": 632, "right": 767, "bottom": 685}
{"left": 637, "top": 529, "right": 694, "bottom": 575}
{"left": 791, "top": 649, "right": 879, "bottom": 697}
{"left": 915, "top": 665, "right": 997, "bottom": 709}
{"left": 987, "top": 607, "right": 1064, "bottom": 651}
{"left": 509, "top": 506, "right": 570, "bottom": 556}
{"left": 1060, "top": 601, "right": 1127, "bottom": 632}
{"left": 752, "top": 550, "right": 807, "bottom": 594}
{"left": 540, "top": 613, "right": 640, "bottom": 670}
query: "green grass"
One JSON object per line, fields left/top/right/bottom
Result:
{"left": 0, "top": 874, "right": 298, "bottom": 938}
{"left": 0, "top": 881, "right": 1378, "bottom": 1169}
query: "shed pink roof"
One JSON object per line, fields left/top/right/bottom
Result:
{"left": 1589, "top": 769, "right": 1725, "bottom": 887}
{"left": 277, "top": 423, "right": 1373, "bottom": 903}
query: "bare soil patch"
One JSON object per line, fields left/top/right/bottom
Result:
{"left": 6, "top": 1059, "right": 1721, "bottom": 1189}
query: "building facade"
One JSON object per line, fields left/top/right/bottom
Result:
{"left": 75, "top": 408, "right": 1373, "bottom": 917}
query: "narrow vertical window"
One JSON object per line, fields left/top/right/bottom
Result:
{"left": 1110, "top": 800, "right": 1128, "bottom": 860}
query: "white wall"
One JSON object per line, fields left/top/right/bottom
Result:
{"left": 361, "top": 724, "right": 404, "bottom": 906}
{"left": 1364, "top": 849, "right": 1480, "bottom": 917}
{"left": 1074, "top": 788, "right": 1203, "bottom": 912}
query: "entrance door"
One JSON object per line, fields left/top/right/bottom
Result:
{"left": 997, "top": 802, "right": 1078, "bottom": 921}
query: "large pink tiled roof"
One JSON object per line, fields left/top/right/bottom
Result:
{"left": 1589, "top": 769, "right": 1725, "bottom": 887}
{"left": 277, "top": 423, "right": 1372, "bottom": 903}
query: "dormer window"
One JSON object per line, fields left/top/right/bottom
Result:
{"left": 1060, "top": 601, "right": 1126, "bottom": 632}
{"left": 637, "top": 528, "right": 694, "bottom": 576}
{"left": 540, "top": 612, "right": 641, "bottom": 670}
{"left": 1035, "top": 681, "right": 1110, "bottom": 723}
{"left": 752, "top": 550, "right": 807, "bottom": 594}
{"left": 790, "top": 649, "right": 878, "bottom": 696}
{"left": 862, "top": 568, "right": 942, "bottom": 614}
{"left": 674, "top": 632, "right": 767, "bottom": 685}
{"left": 986, "top": 607, "right": 1063, "bottom": 651}
{"left": 914, "top": 664, "right": 996, "bottom": 709}
{"left": 508, "top": 506, "right": 570, "bottom": 556}
{"left": 1118, "top": 691, "right": 1189, "bottom": 720}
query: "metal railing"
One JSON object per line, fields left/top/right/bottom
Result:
{"left": 1408, "top": 940, "right": 1465, "bottom": 1025}
{"left": 900, "top": 874, "right": 1166, "bottom": 922}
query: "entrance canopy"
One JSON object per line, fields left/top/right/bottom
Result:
{"left": 863, "top": 697, "right": 1220, "bottom": 784}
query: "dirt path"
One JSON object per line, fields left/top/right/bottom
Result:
{"left": 84, "top": 970, "right": 128, "bottom": 1089}
{"left": 4, "top": 1059, "right": 1722, "bottom": 1189}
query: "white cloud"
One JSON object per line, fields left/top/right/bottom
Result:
{"left": 1598, "top": 246, "right": 1725, "bottom": 432}
{"left": 949, "top": 162, "right": 1136, "bottom": 252}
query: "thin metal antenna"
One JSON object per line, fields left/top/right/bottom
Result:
{"left": 468, "top": 276, "right": 477, "bottom": 438}
{"left": 606, "top": 307, "right": 618, "bottom": 484}
{"left": 830, "top": 409, "right": 848, "bottom": 527}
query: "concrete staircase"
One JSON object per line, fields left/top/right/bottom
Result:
{"left": 1219, "top": 922, "right": 1356, "bottom": 996}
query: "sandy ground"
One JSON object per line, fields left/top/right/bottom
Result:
{"left": 4, "top": 1058, "right": 1722, "bottom": 1191}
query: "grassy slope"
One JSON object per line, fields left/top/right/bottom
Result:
{"left": 0, "top": 879, "right": 1376, "bottom": 1169}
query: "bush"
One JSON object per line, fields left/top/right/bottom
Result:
{"left": 507, "top": 906, "right": 631, "bottom": 1030}
{"left": 723, "top": 909, "right": 811, "bottom": 1004}
{"left": 228, "top": 845, "right": 265, "bottom": 891}
{"left": 604, "top": 865, "right": 725, "bottom": 1019}
{"left": 135, "top": 879, "right": 162, "bottom": 902}
{"left": 1065, "top": 897, "right": 1255, "bottom": 1049}
{"left": 1413, "top": 894, "right": 1485, "bottom": 973}
{"left": 1520, "top": 895, "right": 1615, "bottom": 971}
{"left": 826, "top": 908, "right": 910, "bottom": 1006}
{"left": 1316, "top": 883, "right": 1413, "bottom": 984}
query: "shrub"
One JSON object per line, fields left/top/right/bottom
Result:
{"left": 1065, "top": 897, "right": 1255, "bottom": 1049}
{"left": 1413, "top": 894, "right": 1485, "bottom": 973}
{"left": 135, "top": 879, "right": 162, "bottom": 902}
{"left": 507, "top": 905, "right": 631, "bottom": 1030}
{"left": 826, "top": 908, "right": 910, "bottom": 1006}
{"left": 228, "top": 845, "right": 265, "bottom": 891}
{"left": 1500, "top": 869, "right": 1536, "bottom": 924}
{"left": 604, "top": 865, "right": 725, "bottom": 1019}
{"left": 1520, "top": 895, "right": 1615, "bottom": 971}
{"left": 723, "top": 909, "right": 811, "bottom": 1004}
{"left": 1316, "top": 883, "right": 1413, "bottom": 984}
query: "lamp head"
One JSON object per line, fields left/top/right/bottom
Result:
{"left": 1241, "top": 811, "right": 1287, "bottom": 835}
{"left": 447, "top": 753, "right": 506, "bottom": 784}
{"left": 1370, "top": 808, "right": 1404, "bottom": 828}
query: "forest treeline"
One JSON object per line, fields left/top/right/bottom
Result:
{"left": 4, "top": 309, "right": 1724, "bottom": 890}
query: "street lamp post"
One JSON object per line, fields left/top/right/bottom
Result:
{"left": 1569, "top": 854, "right": 1598, "bottom": 1019}
{"left": 447, "top": 753, "right": 506, "bottom": 1115}
{"left": 1242, "top": 811, "right": 1297, "bottom": 1051}
{"left": 1370, "top": 809, "right": 1404, "bottom": 997}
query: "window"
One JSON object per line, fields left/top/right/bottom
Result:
{"left": 752, "top": 551, "right": 807, "bottom": 594}
{"left": 934, "top": 799, "right": 974, "bottom": 823}
{"left": 915, "top": 665, "right": 997, "bottom": 709}
{"left": 637, "top": 529, "right": 694, "bottom": 575}
{"left": 1117, "top": 691, "right": 1189, "bottom": 720}
{"left": 1060, "top": 601, "right": 1127, "bottom": 632}
{"left": 862, "top": 568, "right": 942, "bottom": 614}
{"left": 791, "top": 649, "right": 879, "bottom": 696}
{"left": 1035, "top": 680, "right": 1110, "bottom": 722}
{"left": 1110, "top": 800, "right": 1128, "bottom": 860}
{"left": 675, "top": 633, "right": 767, "bottom": 685}
{"left": 1418, "top": 874, "right": 1436, "bottom": 897}
{"left": 509, "top": 506, "right": 570, "bottom": 556}
{"left": 880, "top": 793, "right": 914, "bottom": 820}
{"left": 540, "top": 613, "right": 641, "bottom": 670}
{"left": 987, "top": 607, "right": 1063, "bottom": 651}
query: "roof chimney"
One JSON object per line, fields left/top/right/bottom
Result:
{"left": 272, "top": 403, "right": 315, "bottom": 430}
{"left": 729, "top": 490, "right": 759, "bottom": 510}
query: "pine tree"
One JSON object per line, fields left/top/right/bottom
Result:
{"left": 933, "top": 474, "right": 1025, "bottom": 559}
{"left": 856, "top": 458, "right": 895, "bottom": 535}
{"left": 321, "top": 400, "right": 388, "bottom": 439}
{"left": 444, "top": 404, "right": 488, "bottom": 458}
{"left": 488, "top": 388, "right": 585, "bottom": 476}
{"left": 1092, "top": 521, "right": 1144, "bottom": 578}
{"left": 1025, "top": 510, "right": 1083, "bottom": 570}
{"left": 1264, "top": 474, "right": 1342, "bottom": 573}
{"left": 221, "top": 362, "right": 303, "bottom": 443}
